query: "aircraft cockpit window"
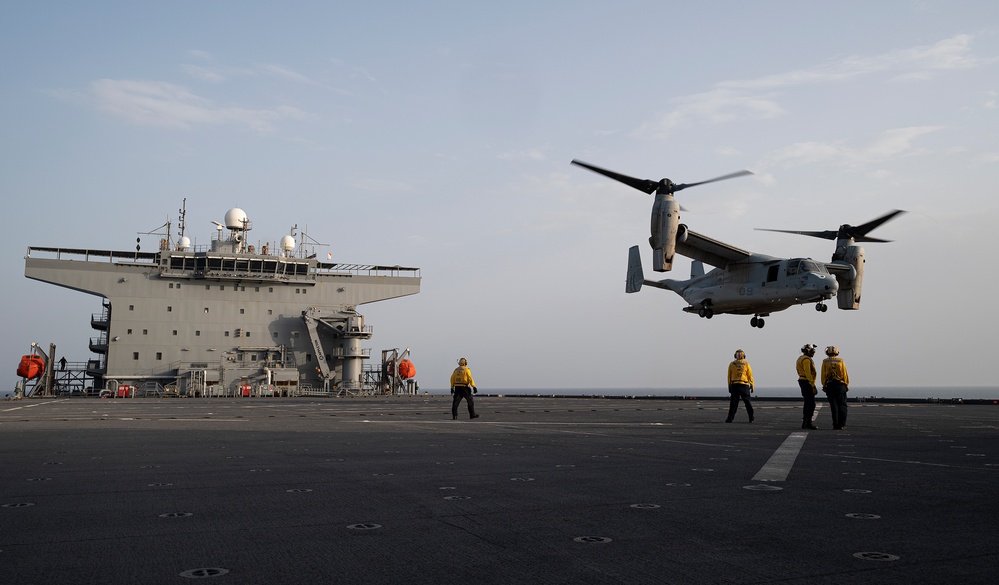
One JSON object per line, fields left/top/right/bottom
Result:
{"left": 786, "top": 261, "right": 799, "bottom": 276}
{"left": 800, "top": 260, "right": 821, "bottom": 273}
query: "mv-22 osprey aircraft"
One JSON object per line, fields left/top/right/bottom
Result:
{"left": 571, "top": 160, "right": 904, "bottom": 328}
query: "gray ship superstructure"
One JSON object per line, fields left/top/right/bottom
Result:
{"left": 23, "top": 206, "right": 420, "bottom": 396}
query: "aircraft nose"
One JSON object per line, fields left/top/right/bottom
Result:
{"left": 812, "top": 274, "right": 839, "bottom": 295}
{"left": 807, "top": 273, "right": 838, "bottom": 294}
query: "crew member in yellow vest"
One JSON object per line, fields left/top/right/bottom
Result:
{"left": 449, "top": 357, "right": 479, "bottom": 420}
{"left": 725, "top": 349, "right": 755, "bottom": 423}
{"left": 797, "top": 344, "right": 818, "bottom": 430}
{"left": 821, "top": 346, "right": 850, "bottom": 430}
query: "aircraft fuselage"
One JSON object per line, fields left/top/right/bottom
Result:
{"left": 674, "top": 256, "right": 838, "bottom": 315}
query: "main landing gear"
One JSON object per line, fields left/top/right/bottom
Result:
{"left": 750, "top": 315, "right": 766, "bottom": 328}
{"left": 815, "top": 302, "right": 828, "bottom": 312}
{"left": 698, "top": 301, "right": 713, "bottom": 319}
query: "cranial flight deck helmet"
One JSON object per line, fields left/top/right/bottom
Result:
{"left": 458, "top": 357, "right": 468, "bottom": 366}
{"left": 825, "top": 346, "right": 839, "bottom": 356}
{"left": 801, "top": 344, "right": 817, "bottom": 356}
{"left": 734, "top": 349, "right": 746, "bottom": 360}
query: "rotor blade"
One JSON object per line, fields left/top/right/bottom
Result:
{"left": 756, "top": 209, "right": 906, "bottom": 242}
{"left": 755, "top": 228, "right": 838, "bottom": 240}
{"left": 849, "top": 209, "right": 906, "bottom": 238}
{"left": 674, "top": 170, "right": 754, "bottom": 192}
{"left": 570, "top": 160, "right": 659, "bottom": 194}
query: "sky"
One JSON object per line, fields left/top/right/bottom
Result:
{"left": 2, "top": 1, "right": 998, "bottom": 393}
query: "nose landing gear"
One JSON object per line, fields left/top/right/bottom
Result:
{"left": 750, "top": 315, "right": 766, "bottom": 328}
{"left": 815, "top": 302, "right": 828, "bottom": 312}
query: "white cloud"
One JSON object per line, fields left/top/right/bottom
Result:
{"left": 181, "top": 64, "right": 228, "bottom": 83}
{"left": 759, "top": 126, "right": 944, "bottom": 170}
{"left": 633, "top": 88, "right": 783, "bottom": 138}
{"left": 185, "top": 49, "right": 213, "bottom": 61}
{"left": 260, "top": 64, "right": 316, "bottom": 85}
{"left": 637, "top": 34, "right": 990, "bottom": 138}
{"left": 89, "top": 79, "right": 306, "bottom": 131}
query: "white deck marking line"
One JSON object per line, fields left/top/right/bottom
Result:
{"left": 2, "top": 399, "right": 67, "bottom": 412}
{"left": 752, "top": 432, "right": 808, "bottom": 482}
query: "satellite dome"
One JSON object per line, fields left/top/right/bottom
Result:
{"left": 280, "top": 235, "right": 296, "bottom": 252}
{"left": 224, "top": 208, "right": 248, "bottom": 230}
{"left": 178, "top": 236, "right": 191, "bottom": 251}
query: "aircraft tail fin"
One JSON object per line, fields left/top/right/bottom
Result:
{"left": 690, "top": 260, "right": 705, "bottom": 278}
{"left": 626, "top": 245, "right": 644, "bottom": 293}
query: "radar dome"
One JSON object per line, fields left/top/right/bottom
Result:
{"left": 280, "top": 235, "right": 296, "bottom": 252}
{"left": 178, "top": 236, "right": 191, "bottom": 251}
{"left": 224, "top": 208, "right": 248, "bottom": 230}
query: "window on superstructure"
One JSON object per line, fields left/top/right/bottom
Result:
{"left": 169, "top": 283, "right": 174, "bottom": 289}
{"left": 246, "top": 331, "right": 251, "bottom": 337}
{"left": 127, "top": 329, "right": 133, "bottom": 335}
{"left": 173, "top": 330, "right": 177, "bottom": 336}
{"left": 240, "top": 309, "right": 245, "bottom": 314}
{"left": 156, "top": 352, "right": 162, "bottom": 361}
{"left": 220, "top": 286, "right": 225, "bottom": 291}
{"left": 225, "top": 331, "right": 230, "bottom": 337}
{"left": 143, "top": 329, "right": 148, "bottom": 335}
{"left": 129, "top": 305, "right": 134, "bottom": 311}
{"left": 268, "top": 309, "right": 272, "bottom": 315}
{"left": 205, "top": 285, "right": 210, "bottom": 290}
{"left": 133, "top": 352, "right": 139, "bottom": 360}
{"left": 167, "top": 306, "right": 172, "bottom": 312}
{"left": 196, "top": 331, "right": 200, "bottom": 336}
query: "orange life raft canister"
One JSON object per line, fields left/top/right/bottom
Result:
{"left": 397, "top": 359, "right": 416, "bottom": 380}
{"left": 17, "top": 355, "right": 45, "bottom": 379}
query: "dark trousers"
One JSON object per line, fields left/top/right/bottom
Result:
{"left": 726, "top": 384, "right": 754, "bottom": 422}
{"left": 452, "top": 386, "right": 476, "bottom": 418}
{"left": 825, "top": 381, "right": 848, "bottom": 428}
{"left": 798, "top": 379, "right": 816, "bottom": 423}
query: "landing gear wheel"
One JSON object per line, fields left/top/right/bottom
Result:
{"left": 699, "top": 307, "right": 708, "bottom": 318}
{"left": 816, "top": 303, "right": 828, "bottom": 312}
{"left": 821, "top": 304, "right": 828, "bottom": 312}
{"left": 751, "top": 316, "right": 765, "bottom": 328}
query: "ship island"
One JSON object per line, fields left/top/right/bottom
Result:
{"left": 19, "top": 202, "right": 421, "bottom": 398}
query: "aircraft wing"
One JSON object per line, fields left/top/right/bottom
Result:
{"left": 676, "top": 229, "right": 752, "bottom": 268}
{"left": 824, "top": 262, "right": 852, "bottom": 274}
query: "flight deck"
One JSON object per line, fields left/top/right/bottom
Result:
{"left": 2, "top": 396, "right": 997, "bottom": 584}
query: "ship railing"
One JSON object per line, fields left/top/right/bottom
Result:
{"left": 327, "top": 347, "right": 372, "bottom": 357}
{"left": 25, "top": 246, "right": 158, "bottom": 264}
{"left": 315, "top": 262, "right": 421, "bottom": 278}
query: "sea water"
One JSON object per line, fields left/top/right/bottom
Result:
{"left": 478, "top": 386, "right": 999, "bottom": 401}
